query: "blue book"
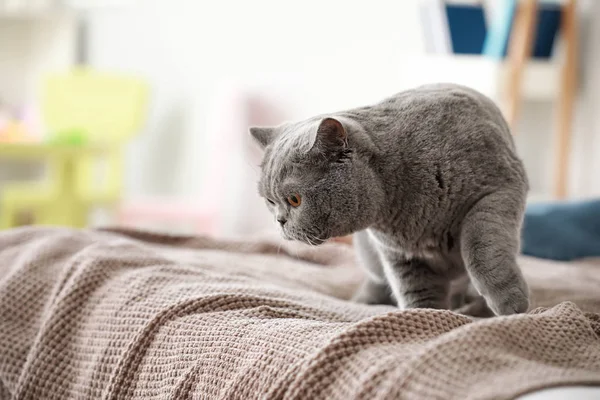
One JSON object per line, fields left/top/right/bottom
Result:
{"left": 445, "top": 4, "right": 487, "bottom": 55}
{"left": 482, "top": 0, "right": 517, "bottom": 59}
{"left": 533, "top": 4, "right": 561, "bottom": 58}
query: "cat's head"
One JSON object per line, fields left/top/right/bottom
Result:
{"left": 251, "top": 117, "right": 378, "bottom": 245}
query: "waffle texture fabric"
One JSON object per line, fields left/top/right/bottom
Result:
{"left": 1, "top": 227, "right": 599, "bottom": 400}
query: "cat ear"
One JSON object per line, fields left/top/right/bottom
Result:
{"left": 313, "top": 118, "right": 348, "bottom": 151}
{"left": 249, "top": 127, "right": 277, "bottom": 148}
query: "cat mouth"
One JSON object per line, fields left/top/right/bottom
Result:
{"left": 301, "top": 237, "right": 326, "bottom": 246}
{"left": 283, "top": 230, "right": 327, "bottom": 246}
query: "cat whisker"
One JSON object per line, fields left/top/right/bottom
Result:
{"left": 309, "top": 235, "right": 319, "bottom": 247}
{"left": 244, "top": 159, "right": 260, "bottom": 175}
{"left": 302, "top": 232, "right": 313, "bottom": 247}
{"left": 305, "top": 230, "right": 326, "bottom": 247}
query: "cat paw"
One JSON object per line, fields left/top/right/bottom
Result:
{"left": 488, "top": 286, "right": 530, "bottom": 316}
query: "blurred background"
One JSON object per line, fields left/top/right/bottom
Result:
{"left": 0, "top": 0, "right": 598, "bottom": 239}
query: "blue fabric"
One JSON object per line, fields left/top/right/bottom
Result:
{"left": 445, "top": 4, "right": 487, "bottom": 55}
{"left": 521, "top": 199, "right": 600, "bottom": 261}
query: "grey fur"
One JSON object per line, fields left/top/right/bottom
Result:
{"left": 250, "top": 84, "right": 530, "bottom": 316}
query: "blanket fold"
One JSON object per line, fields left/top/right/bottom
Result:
{"left": 1, "top": 227, "right": 599, "bottom": 400}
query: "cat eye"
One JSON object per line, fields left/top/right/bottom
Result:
{"left": 287, "top": 194, "right": 301, "bottom": 207}
{"left": 266, "top": 199, "right": 275, "bottom": 205}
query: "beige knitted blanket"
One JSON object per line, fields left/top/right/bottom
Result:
{"left": 1, "top": 227, "right": 599, "bottom": 400}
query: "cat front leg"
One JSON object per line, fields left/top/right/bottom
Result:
{"left": 352, "top": 231, "right": 394, "bottom": 305}
{"left": 460, "top": 190, "right": 530, "bottom": 316}
{"left": 379, "top": 252, "right": 450, "bottom": 310}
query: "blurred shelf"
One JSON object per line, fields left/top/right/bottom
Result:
{"left": 400, "top": 55, "right": 560, "bottom": 101}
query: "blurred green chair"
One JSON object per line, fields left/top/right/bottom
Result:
{"left": 0, "top": 68, "right": 148, "bottom": 229}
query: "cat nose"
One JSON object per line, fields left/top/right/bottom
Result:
{"left": 277, "top": 217, "right": 287, "bottom": 226}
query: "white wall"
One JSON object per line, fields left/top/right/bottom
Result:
{"left": 3, "top": 0, "right": 598, "bottom": 234}
{"left": 86, "top": 0, "right": 600, "bottom": 234}
{"left": 86, "top": 0, "right": 425, "bottom": 200}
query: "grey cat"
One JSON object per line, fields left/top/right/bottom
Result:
{"left": 250, "top": 83, "right": 530, "bottom": 316}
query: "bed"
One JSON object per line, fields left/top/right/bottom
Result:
{"left": 0, "top": 227, "right": 599, "bottom": 399}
